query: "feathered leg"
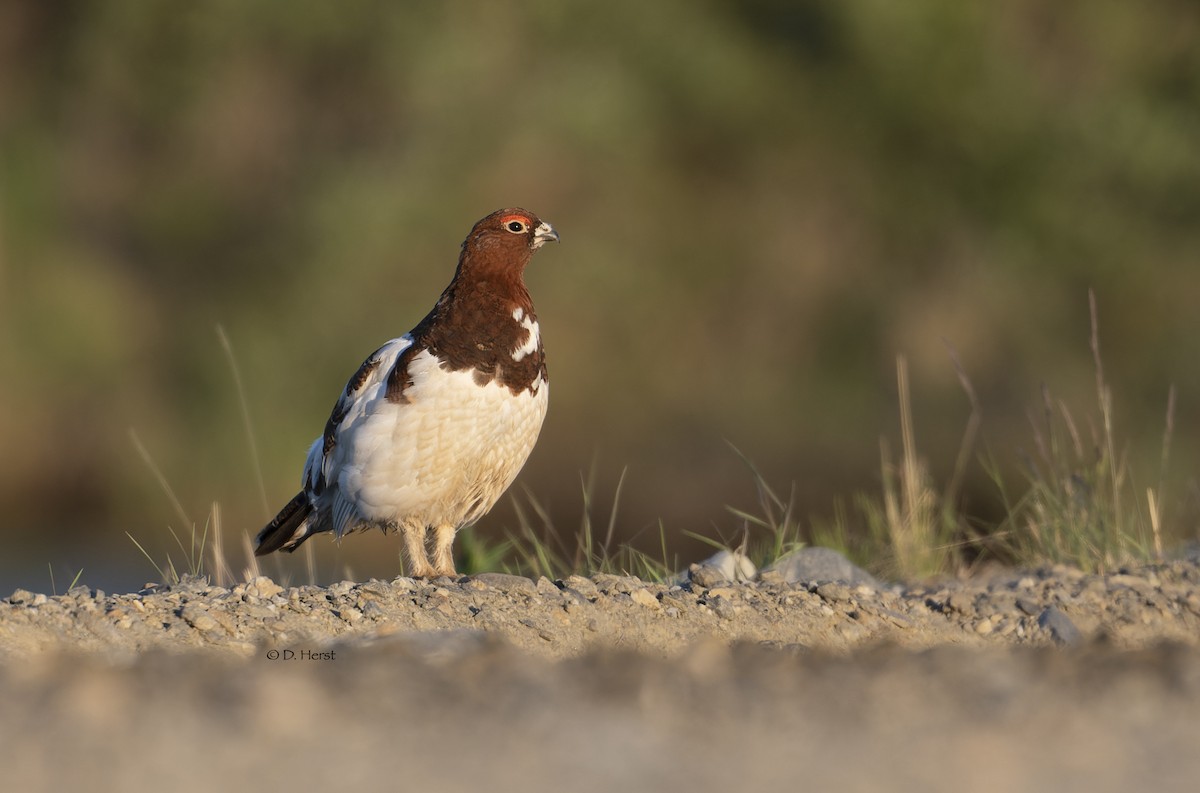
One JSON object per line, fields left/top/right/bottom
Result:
{"left": 401, "top": 522, "right": 436, "bottom": 578}
{"left": 430, "top": 524, "right": 458, "bottom": 578}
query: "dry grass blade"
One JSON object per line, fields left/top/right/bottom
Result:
{"left": 217, "top": 324, "right": 271, "bottom": 518}
{"left": 129, "top": 428, "right": 192, "bottom": 532}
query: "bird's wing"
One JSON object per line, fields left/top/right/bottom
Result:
{"left": 309, "top": 335, "right": 414, "bottom": 498}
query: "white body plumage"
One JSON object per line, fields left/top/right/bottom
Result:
{"left": 300, "top": 339, "right": 548, "bottom": 543}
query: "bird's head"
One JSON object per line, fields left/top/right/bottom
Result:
{"left": 460, "top": 208, "right": 559, "bottom": 274}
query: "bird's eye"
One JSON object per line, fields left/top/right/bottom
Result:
{"left": 505, "top": 220, "right": 527, "bottom": 234}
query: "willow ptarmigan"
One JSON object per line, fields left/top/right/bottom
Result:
{"left": 254, "top": 208, "right": 558, "bottom": 578}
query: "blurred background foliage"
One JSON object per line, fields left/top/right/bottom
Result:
{"left": 2, "top": 0, "right": 1198, "bottom": 590}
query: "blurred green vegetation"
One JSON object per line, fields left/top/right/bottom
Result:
{"left": 2, "top": 0, "right": 1199, "bottom": 589}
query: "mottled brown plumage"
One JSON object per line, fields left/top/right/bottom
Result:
{"left": 389, "top": 210, "right": 550, "bottom": 397}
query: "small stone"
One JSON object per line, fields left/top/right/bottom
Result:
{"left": 535, "top": 577, "right": 562, "bottom": 597}
{"left": 245, "top": 576, "right": 284, "bottom": 600}
{"left": 339, "top": 607, "right": 363, "bottom": 624}
{"left": 688, "top": 564, "right": 729, "bottom": 589}
{"left": 362, "top": 601, "right": 386, "bottom": 618}
{"left": 592, "top": 574, "right": 645, "bottom": 594}
{"left": 947, "top": 591, "right": 975, "bottom": 614}
{"left": 974, "top": 617, "right": 995, "bottom": 635}
{"left": 179, "top": 604, "right": 220, "bottom": 633}
{"left": 1038, "top": 607, "right": 1082, "bottom": 646}
{"left": 471, "top": 572, "right": 537, "bottom": 594}
{"left": 360, "top": 580, "right": 389, "bottom": 596}
{"left": 707, "top": 595, "right": 735, "bottom": 620}
{"left": 763, "top": 547, "right": 880, "bottom": 588}
{"left": 630, "top": 588, "right": 660, "bottom": 609}
{"left": 880, "top": 608, "right": 913, "bottom": 627}
{"left": 563, "top": 576, "right": 599, "bottom": 599}
{"left": 8, "top": 589, "right": 34, "bottom": 604}
{"left": 328, "top": 580, "right": 354, "bottom": 597}
{"left": 1016, "top": 598, "right": 1041, "bottom": 616}
{"left": 815, "top": 583, "right": 852, "bottom": 603}
{"left": 561, "top": 589, "right": 590, "bottom": 612}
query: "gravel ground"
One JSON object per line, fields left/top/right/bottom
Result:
{"left": 3, "top": 555, "right": 1199, "bottom": 792}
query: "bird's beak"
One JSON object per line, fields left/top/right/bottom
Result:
{"left": 532, "top": 221, "right": 559, "bottom": 249}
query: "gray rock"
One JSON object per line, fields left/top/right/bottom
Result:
{"left": 1038, "top": 607, "right": 1082, "bottom": 646}
{"left": 705, "top": 595, "right": 735, "bottom": 620}
{"left": 1016, "top": 597, "right": 1041, "bottom": 616}
{"left": 471, "top": 572, "right": 537, "bottom": 594}
{"left": 814, "top": 582, "right": 853, "bottom": 603}
{"left": 763, "top": 547, "right": 880, "bottom": 588}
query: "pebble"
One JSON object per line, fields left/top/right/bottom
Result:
{"left": 179, "top": 604, "right": 220, "bottom": 633}
{"left": 471, "top": 573, "right": 537, "bottom": 594}
{"left": 245, "top": 577, "right": 284, "bottom": 600}
{"left": 688, "top": 564, "right": 729, "bottom": 589}
{"left": 328, "top": 581, "right": 355, "bottom": 597}
{"left": 361, "top": 601, "right": 386, "bottom": 618}
{"left": 563, "top": 576, "right": 599, "bottom": 599}
{"left": 1038, "top": 607, "right": 1082, "bottom": 646}
{"left": 815, "top": 583, "right": 852, "bottom": 603}
{"left": 8, "top": 589, "right": 35, "bottom": 604}
{"left": 1016, "top": 598, "right": 1041, "bottom": 616}
{"left": 630, "top": 589, "right": 660, "bottom": 609}
{"left": 707, "top": 595, "right": 735, "bottom": 620}
{"left": 535, "top": 577, "right": 562, "bottom": 598}
{"left": 763, "top": 547, "right": 880, "bottom": 588}
{"left": 947, "top": 592, "right": 975, "bottom": 614}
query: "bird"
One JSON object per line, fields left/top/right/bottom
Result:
{"left": 254, "top": 208, "right": 558, "bottom": 578}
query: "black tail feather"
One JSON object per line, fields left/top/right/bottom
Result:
{"left": 254, "top": 492, "right": 313, "bottom": 556}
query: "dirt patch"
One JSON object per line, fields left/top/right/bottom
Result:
{"left": 3, "top": 560, "right": 1199, "bottom": 792}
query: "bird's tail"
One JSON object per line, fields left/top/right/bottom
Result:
{"left": 254, "top": 492, "right": 314, "bottom": 556}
